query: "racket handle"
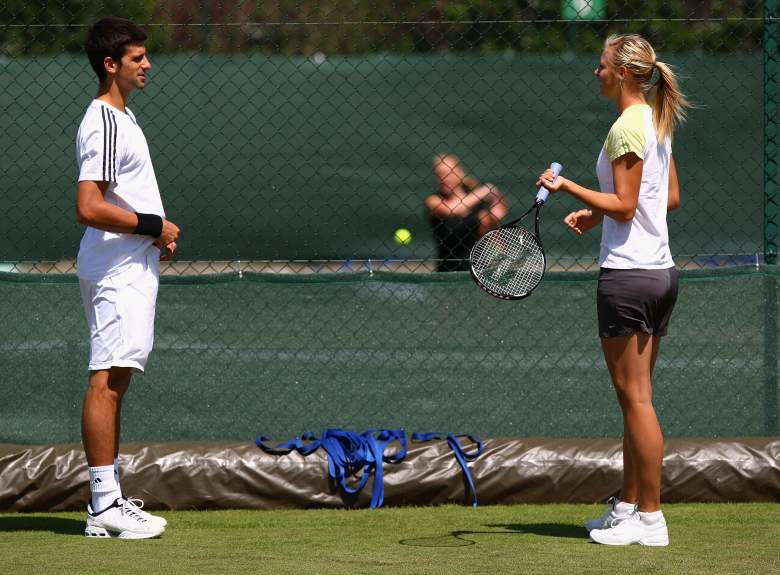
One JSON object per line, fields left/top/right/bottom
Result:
{"left": 535, "top": 162, "right": 563, "bottom": 205}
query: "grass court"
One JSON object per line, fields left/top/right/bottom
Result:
{"left": 1, "top": 503, "right": 778, "bottom": 574}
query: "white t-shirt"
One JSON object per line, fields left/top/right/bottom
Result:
{"left": 596, "top": 104, "right": 674, "bottom": 269}
{"left": 75, "top": 99, "right": 165, "bottom": 281}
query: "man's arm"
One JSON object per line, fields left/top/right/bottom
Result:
{"left": 76, "top": 180, "right": 137, "bottom": 233}
{"left": 425, "top": 184, "right": 504, "bottom": 219}
{"left": 476, "top": 184, "right": 508, "bottom": 235}
{"left": 76, "top": 180, "right": 180, "bottom": 244}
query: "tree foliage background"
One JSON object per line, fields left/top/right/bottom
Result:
{"left": 0, "top": 1, "right": 765, "bottom": 56}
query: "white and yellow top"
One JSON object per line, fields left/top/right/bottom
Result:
{"left": 596, "top": 103, "right": 674, "bottom": 269}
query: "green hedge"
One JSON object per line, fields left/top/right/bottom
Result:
{"left": 0, "top": 1, "right": 766, "bottom": 56}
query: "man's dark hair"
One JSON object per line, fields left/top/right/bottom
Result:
{"left": 85, "top": 17, "right": 147, "bottom": 82}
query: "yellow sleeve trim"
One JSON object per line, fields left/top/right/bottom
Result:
{"left": 604, "top": 106, "right": 647, "bottom": 163}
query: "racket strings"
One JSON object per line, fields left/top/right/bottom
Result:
{"left": 470, "top": 227, "right": 545, "bottom": 297}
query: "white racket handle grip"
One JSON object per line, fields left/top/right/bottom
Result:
{"left": 535, "top": 162, "right": 563, "bottom": 204}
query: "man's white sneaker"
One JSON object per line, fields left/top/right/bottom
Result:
{"left": 585, "top": 496, "right": 635, "bottom": 533}
{"left": 90, "top": 496, "right": 167, "bottom": 528}
{"left": 589, "top": 511, "right": 669, "bottom": 546}
{"left": 121, "top": 496, "right": 168, "bottom": 528}
{"left": 85, "top": 497, "right": 166, "bottom": 539}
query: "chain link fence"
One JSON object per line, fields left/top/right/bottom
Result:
{"left": 0, "top": 2, "right": 777, "bottom": 442}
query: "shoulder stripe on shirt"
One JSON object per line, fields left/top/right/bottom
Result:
{"left": 99, "top": 106, "right": 119, "bottom": 182}
{"left": 100, "top": 106, "right": 108, "bottom": 182}
{"left": 109, "top": 109, "right": 118, "bottom": 182}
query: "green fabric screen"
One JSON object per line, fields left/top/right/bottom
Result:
{"left": 2, "top": 267, "right": 776, "bottom": 444}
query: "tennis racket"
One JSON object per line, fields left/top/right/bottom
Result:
{"left": 469, "top": 162, "right": 563, "bottom": 300}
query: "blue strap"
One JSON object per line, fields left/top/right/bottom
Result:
{"left": 256, "top": 428, "right": 408, "bottom": 508}
{"left": 257, "top": 429, "right": 481, "bottom": 508}
{"left": 320, "top": 429, "right": 372, "bottom": 495}
{"left": 256, "top": 431, "right": 321, "bottom": 455}
{"left": 412, "top": 432, "right": 483, "bottom": 507}
{"left": 255, "top": 432, "right": 321, "bottom": 455}
{"left": 361, "top": 429, "right": 407, "bottom": 507}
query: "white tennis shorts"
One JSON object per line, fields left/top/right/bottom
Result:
{"left": 79, "top": 262, "right": 160, "bottom": 373}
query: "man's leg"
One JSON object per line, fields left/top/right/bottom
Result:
{"left": 82, "top": 367, "right": 131, "bottom": 466}
{"left": 81, "top": 364, "right": 164, "bottom": 538}
{"left": 82, "top": 366, "right": 131, "bottom": 511}
{"left": 114, "top": 378, "right": 125, "bottom": 482}
{"left": 80, "top": 262, "right": 166, "bottom": 538}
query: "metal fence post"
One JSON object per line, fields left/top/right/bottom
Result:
{"left": 765, "top": 0, "right": 779, "bottom": 435}
{"left": 765, "top": 0, "right": 778, "bottom": 265}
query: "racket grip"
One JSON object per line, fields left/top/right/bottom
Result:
{"left": 535, "top": 162, "right": 563, "bottom": 204}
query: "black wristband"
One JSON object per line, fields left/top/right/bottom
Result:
{"left": 134, "top": 212, "right": 163, "bottom": 238}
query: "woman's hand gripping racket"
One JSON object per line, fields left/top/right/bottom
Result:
{"left": 469, "top": 162, "right": 563, "bottom": 300}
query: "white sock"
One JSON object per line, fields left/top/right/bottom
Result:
{"left": 615, "top": 500, "right": 636, "bottom": 514}
{"left": 638, "top": 510, "right": 664, "bottom": 525}
{"left": 113, "top": 458, "right": 120, "bottom": 483}
{"left": 89, "top": 465, "right": 122, "bottom": 513}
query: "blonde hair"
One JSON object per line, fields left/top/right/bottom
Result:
{"left": 605, "top": 34, "right": 690, "bottom": 141}
{"left": 433, "top": 154, "right": 479, "bottom": 190}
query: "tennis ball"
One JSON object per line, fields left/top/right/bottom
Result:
{"left": 394, "top": 228, "right": 412, "bottom": 246}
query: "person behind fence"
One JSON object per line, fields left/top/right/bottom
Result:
{"left": 425, "top": 154, "right": 508, "bottom": 272}
{"left": 74, "top": 17, "right": 180, "bottom": 539}
{"left": 536, "top": 34, "right": 689, "bottom": 546}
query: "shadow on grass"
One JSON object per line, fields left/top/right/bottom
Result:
{"left": 0, "top": 515, "right": 83, "bottom": 535}
{"left": 399, "top": 523, "right": 584, "bottom": 547}
{"left": 486, "top": 523, "right": 585, "bottom": 539}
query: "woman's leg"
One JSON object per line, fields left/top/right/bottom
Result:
{"left": 620, "top": 427, "right": 638, "bottom": 504}
{"left": 601, "top": 332, "right": 663, "bottom": 512}
{"left": 616, "top": 334, "right": 662, "bottom": 504}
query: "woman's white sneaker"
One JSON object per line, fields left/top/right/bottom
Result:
{"left": 85, "top": 497, "right": 166, "bottom": 539}
{"left": 585, "top": 497, "right": 636, "bottom": 533}
{"left": 589, "top": 511, "right": 669, "bottom": 546}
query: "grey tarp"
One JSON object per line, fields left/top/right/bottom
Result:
{"left": 1, "top": 437, "right": 778, "bottom": 512}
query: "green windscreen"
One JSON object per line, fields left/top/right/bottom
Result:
{"left": 1, "top": 267, "right": 776, "bottom": 444}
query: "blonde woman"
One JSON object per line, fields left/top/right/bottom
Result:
{"left": 425, "top": 154, "right": 508, "bottom": 271}
{"left": 537, "top": 34, "right": 690, "bottom": 546}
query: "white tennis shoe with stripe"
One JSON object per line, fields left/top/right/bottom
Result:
{"left": 93, "top": 495, "right": 167, "bottom": 528}
{"left": 85, "top": 497, "right": 166, "bottom": 539}
{"left": 589, "top": 511, "right": 669, "bottom": 546}
{"left": 585, "top": 496, "right": 635, "bottom": 533}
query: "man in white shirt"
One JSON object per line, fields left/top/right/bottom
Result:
{"left": 75, "top": 17, "right": 180, "bottom": 539}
